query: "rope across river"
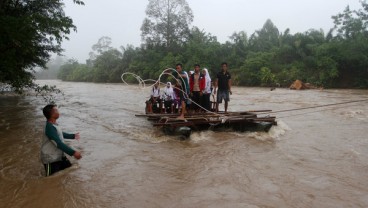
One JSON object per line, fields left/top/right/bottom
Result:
{"left": 259, "top": 99, "right": 368, "bottom": 116}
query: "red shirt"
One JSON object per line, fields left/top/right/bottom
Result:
{"left": 189, "top": 73, "right": 206, "bottom": 92}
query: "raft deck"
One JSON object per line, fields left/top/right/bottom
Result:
{"left": 136, "top": 110, "right": 277, "bottom": 136}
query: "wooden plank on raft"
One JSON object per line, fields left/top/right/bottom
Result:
{"left": 135, "top": 107, "right": 278, "bottom": 134}
{"left": 247, "top": 110, "right": 273, "bottom": 113}
{"left": 249, "top": 118, "right": 276, "bottom": 122}
{"left": 251, "top": 117, "right": 276, "bottom": 121}
{"left": 135, "top": 110, "right": 270, "bottom": 118}
{"left": 153, "top": 115, "right": 258, "bottom": 124}
{"left": 144, "top": 114, "right": 259, "bottom": 122}
{"left": 155, "top": 118, "right": 276, "bottom": 127}
{"left": 153, "top": 121, "right": 196, "bottom": 127}
{"left": 153, "top": 119, "right": 224, "bottom": 127}
{"left": 139, "top": 110, "right": 276, "bottom": 124}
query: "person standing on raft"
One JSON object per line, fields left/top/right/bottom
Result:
{"left": 202, "top": 68, "right": 212, "bottom": 112}
{"left": 189, "top": 64, "right": 206, "bottom": 112}
{"left": 172, "top": 63, "right": 190, "bottom": 119}
{"left": 41, "top": 104, "right": 82, "bottom": 176}
{"left": 214, "top": 62, "right": 232, "bottom": 113}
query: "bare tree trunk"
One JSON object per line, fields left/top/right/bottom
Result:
{"left": 166, "top": 0, "right": 170, "bottom": 50}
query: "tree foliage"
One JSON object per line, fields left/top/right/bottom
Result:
{"left": 249, "top": 19, "right": 280, "bottom": 52}
{"left": 0, "top": 0, "right": 83, "bottom": 92}
{"left": 141, "top": 0, "right": 193, "bottom": 51}
{"left": 58, "top": 1, "right": 368, "bottom": 89}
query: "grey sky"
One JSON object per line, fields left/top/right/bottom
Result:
{"left": 61, "top": 0, "right": 363, "bottom": 62}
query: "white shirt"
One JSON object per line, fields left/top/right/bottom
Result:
{"left": 151, "top": 87, "right": 160, "bottom": 98}
{"left": 203, "top": 79, "right": 211, "bottom": 94}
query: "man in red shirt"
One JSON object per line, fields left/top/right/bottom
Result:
{"left": 189, "top": 64, "right": 206, "bottom": 112}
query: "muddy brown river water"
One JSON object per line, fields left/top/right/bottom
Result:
{"left": 1, "top": 80, "right": 368, "bottom": 208}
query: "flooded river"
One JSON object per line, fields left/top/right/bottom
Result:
{"left": 1, "top": 80, "right": 368, "bottom": 208}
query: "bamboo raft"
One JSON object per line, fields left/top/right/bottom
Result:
{"left": 136, "top": 110, "right": 277, "bottom": 138}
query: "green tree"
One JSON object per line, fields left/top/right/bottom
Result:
{"left": 89, "top": 36, "right": 113, "bottom": 59}
{"left": 225, "top": 31, "right": 249, "bottom": 68}
{"left": 332, "top": 1, "right": 368, "bottom": 39}
{"left": 237, "top": 51, "right": 275, "bottom": 86}
{"left": 92, "top": 49, "right": 123, "bottom": 82}
{"left": 184, "top": 27, "right": 221, "bottom": 71}
{"left": 331, "top": 0, "right": 368, "bottom": 87}
{"left": 249, "top": 19, "right": 280, "bottom": 52}
{"left": 58, "top": 1, "right": 368, "bottom": 89}
{"left": 70, "top": 64, "right": 91, "bottom": 82}
{"left": 57, "top": 59, "right": 79, "bottom": 81}
{"left": 0, "top": 0, "right": 83, "bottom": 92}
{"left": 141, "top": 0, "right": 193, "bottom": 51}
{"left": 260, "top": 67, "right": 276, "bottom": 86}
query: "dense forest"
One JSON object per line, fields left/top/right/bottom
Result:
{"left": 58, "top": 0, "right": 368, "bottom": 88}
{"left": 58, "top": 1, "right": 368, "bottom": 88}
{"left": 2, "top": 1, "right": 367, "bottom": 91}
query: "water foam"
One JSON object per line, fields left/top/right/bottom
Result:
{"left": 124, "top": 119, "right": 292, "bottom": 144}
{"left": 189, "top": 120, "right": 291, "bottom": 143}
{"left": 268, "top": 120, "right": 291, "bottom": 140}
{"left": 228, "top": 120, "right": 291, "bottom": 142}
{"left": 190, "top": 131, "right": 215, "bottom": 143}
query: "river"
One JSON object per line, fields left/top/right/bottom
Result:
{"left": 1, "top": 80, "right": 368, "bottom": 208}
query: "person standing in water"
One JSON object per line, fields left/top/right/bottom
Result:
{"left": 41, "top": 104, "right": 82, "bottom": 176}
{"left": 214, "top": 62, "right": 232, "bottom": 113}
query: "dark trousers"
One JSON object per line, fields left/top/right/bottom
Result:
{"left": 201, "top": 93, "right": 211, "bottom": 111}
{"left": 164, "top": 100, "right": 173, "bottom": 112}
{"left": 44, "top": 156, "right": 72, "bottom": 176}
{"left": 191, "top": 91, "right": 202, "bottom": 110}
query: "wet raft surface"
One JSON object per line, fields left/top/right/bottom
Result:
{"left": 136, "top": 111, "right": 277, "bottom": 137}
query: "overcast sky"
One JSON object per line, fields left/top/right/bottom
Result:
{"left": 61, "top": 0, "right": 363, "bottom": 62}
